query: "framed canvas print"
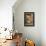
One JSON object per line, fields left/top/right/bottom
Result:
{"left": 24, "top": 12, "right": 35, "bottom": 26}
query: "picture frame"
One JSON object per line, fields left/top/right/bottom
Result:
{"left": 24, "top": 12, "right": 35, "bottom": 26}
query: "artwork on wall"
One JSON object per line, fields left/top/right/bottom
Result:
{"left": 24, "top": 12, "right": 35, "bottom": 26}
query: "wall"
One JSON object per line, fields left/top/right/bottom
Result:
{"left": 41, "top": 0, "right": 46, "bottom": 46}
{"left": 0, "top": 0, "right": 17, "bottom": 29}
{"left": 13, "top": 0, "right": 41, "bottom": 46}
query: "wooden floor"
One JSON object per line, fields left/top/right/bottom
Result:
{"left": 0, "top": 39, "right": 16, "bottom": 46}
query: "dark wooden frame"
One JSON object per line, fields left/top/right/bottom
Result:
{"left": 24, "top": 12, "right": 35, "bottom": 26}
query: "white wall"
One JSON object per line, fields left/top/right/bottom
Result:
{"left": 13, "top": 0, "right": 41, "bottom": 46}
{"left": 0, "top": 0, "right": 16, "bottom": 29}
{"left": 41, "top": 0, "right": 46, "bottom": 46}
